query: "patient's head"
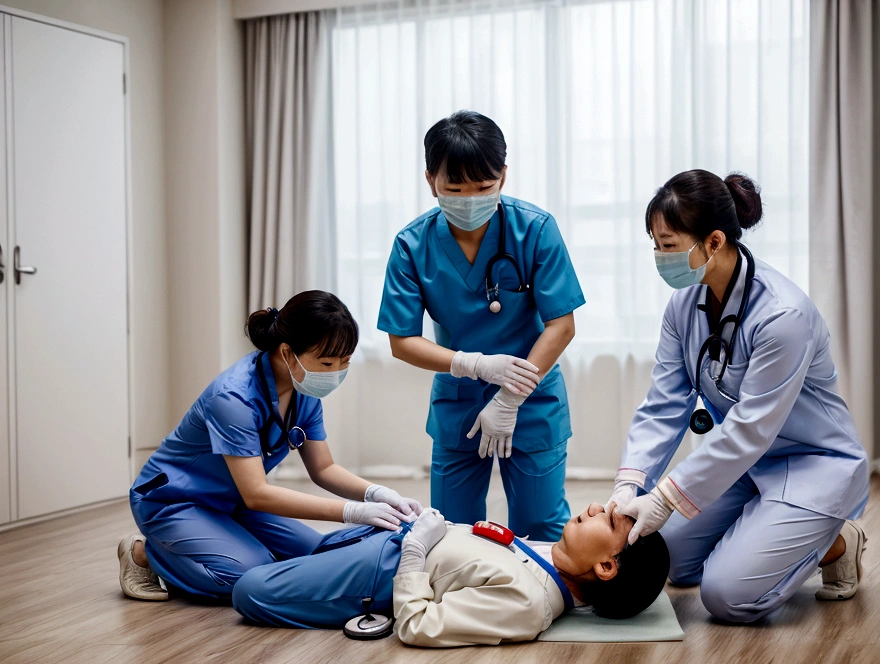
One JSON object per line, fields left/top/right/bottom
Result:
{"left": 552, "top": 503, "right": 670, "bottom": 619}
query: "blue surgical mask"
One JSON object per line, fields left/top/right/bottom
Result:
{"left": 285, "top": 351, "right": 347, "bottom": 399}
{"left": 437, "top": 192, "right": 499, "bottom": 232}
{"left": 654, "top": 242, "right": 714, "bottom": 289}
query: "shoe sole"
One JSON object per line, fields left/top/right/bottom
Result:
{"left": 853, "top": 524, "right": 867, "bottom": 583}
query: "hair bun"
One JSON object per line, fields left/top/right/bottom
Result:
{"left": 245, "top": 308, "right": 278, "bottom": 352}
{"left": 724, "top": 172, "right": 763, "bottom": 230}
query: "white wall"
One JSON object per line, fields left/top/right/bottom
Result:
{"left": 164, "top": 0, "right": 250, "bottom": 426}
{"left": 1, "top": 0, "right": 251, "bottom": 473}
{"left": 0, "top": 0, "right": 170, "bottom": 472}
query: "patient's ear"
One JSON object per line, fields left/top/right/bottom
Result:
{"left": 593, "top": 558, "right": 619, "bottom": 582}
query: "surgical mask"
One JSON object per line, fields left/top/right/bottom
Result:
{"left": 284, "top": 351, "right": 347, "bottom": 399}
{"left": 654, "top": 242, "right": 714, "bottom": 289}
{"left": 437, "top": 191, "right": 499, "bottom": 232}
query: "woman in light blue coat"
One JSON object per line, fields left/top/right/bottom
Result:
{"left": 608, "top": 170, "right": 869, "bottom": 624}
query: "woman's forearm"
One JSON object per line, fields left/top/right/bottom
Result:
{"left": 389, "top": 335, "right": 457, "bottom": 373}
{"left": 311, "top": 463, "right": 372, "bottom": 501}
{"left": 247, "top": 485, "right": 347, "bottom": 521}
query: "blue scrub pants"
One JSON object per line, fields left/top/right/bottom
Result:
{"left": 661, "top": 474, "right": 844, "bottom": 624}
{"left": 233, "top": 525, "right": 406, "bottom": 628}
{"left": 430, "top": 440, "right": 570, "bottom": 541}
{"left": 131, "top": 498, "right": 324, "bottom": 599}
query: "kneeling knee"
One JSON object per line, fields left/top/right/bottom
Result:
{"left": 231, "top": 568, "right": 267, "bottom": 620}
{"left": 699, "top": 577, "right": 763, "bottom": 624}
{"left": 667, "top": 562, "right": 703, "bottom": 587}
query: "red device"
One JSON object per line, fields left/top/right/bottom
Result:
{"left": 472, "top": 520, "right": 515, "bottom": 546}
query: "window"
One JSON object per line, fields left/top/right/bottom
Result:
{"left": 332, "top": 0, "right": 809, "bottom": 359}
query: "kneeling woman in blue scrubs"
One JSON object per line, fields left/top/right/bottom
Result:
{"left": 609, "top": 170, "right": 870, "bottom": 623}
{"left": 118, "top": 290, "right": 422, "bottom": 601}
{"left": 378, "top": 110, "right": 585, "bottom": 540}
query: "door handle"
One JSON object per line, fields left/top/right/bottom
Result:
{"left": 0, "top": 242, "right": 4, "bottom": 284}
{"left": 14, "top": 245, "right": 37, "bottom": 285}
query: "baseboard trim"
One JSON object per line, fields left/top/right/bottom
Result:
{"left": 0, "top": 496, "right": 128, "bottom": 533}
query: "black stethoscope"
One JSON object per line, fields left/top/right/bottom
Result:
{"left": 689, "top": 243, "right": 755, "bottom": 435}
{"left": 485, "top": 203, "right": 528, "bottom": 313}
{"left": 256, "top": 352, "right": 306, "bottom": 455}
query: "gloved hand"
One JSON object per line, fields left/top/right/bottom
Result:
{"left": 451, "top": 351, "right": 541, "bottom": 396}
{"left": 364, "top": 484, "right": 422, "bottom": 521}
{"left": 467, "top": 388, "right": 526, "bottom": 459}
{"left": 396, "top": 508, "right": 448, "bottom": 575}
{"left": 343, "top": 500, "right": 407, "bottom": 531}
{"left": 604, "top": 481, "right": 639, "bottom": 514}
{"left": 619, "top": 488, "right": 675, "bottom": 545}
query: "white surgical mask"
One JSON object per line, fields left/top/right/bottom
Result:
{"left": 284, "top": 351, "right": 347, "bottom": 399}
{"left": 438, "top": 191, "right": 500, "bottom": 232}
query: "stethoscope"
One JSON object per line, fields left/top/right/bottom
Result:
{"left": 689, "top": 243, "right": 755, "bottom": 435}
{"left": 485, "top": 203, "right": 528, "bottom": 313}
{"left": 256, "top": 351, "right": 306, "bottom": 455}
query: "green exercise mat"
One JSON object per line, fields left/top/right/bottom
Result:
{"left": 537, "top": 592, "right": 684, "bottom": 643}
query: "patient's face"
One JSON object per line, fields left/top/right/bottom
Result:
{"left": 553, "top": 502, "right": 633, "bottom": 580}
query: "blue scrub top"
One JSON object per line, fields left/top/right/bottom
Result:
{"left": 131, "top": 351, "right": 326, "bottom": 513}
{"left": 378, "top": 195, "right": 585, "bottom": 451}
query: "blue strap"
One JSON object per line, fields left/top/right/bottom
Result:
{"left": 513, "top": 538, "right": 574, "bottom": 613}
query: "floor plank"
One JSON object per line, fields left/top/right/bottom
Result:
{"left": 0, "top": 475, "right": 876, "bottom": 663}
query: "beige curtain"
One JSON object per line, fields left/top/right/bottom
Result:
{"left": 809, "top": 0, "right": 880, "bottom": 460}
{"left": 245, "top": 11, "right": 335, "bottom": 312}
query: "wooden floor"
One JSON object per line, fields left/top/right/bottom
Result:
{"left": 1, "top": 475, "right": 878, "bottom": 664}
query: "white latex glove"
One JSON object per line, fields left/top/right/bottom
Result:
{"left": 343, "top": 500, "right": 407, "bottom": 531}
{"left": 619, "top": 488, "right": 675, "bottom": 545}
{"left": 364, "top": 484, "right": 422, "bottom": 521}
{"left": 604, "top": 482, "right": 639, "bottom": 514}
{"left": 396, "top": 508, "right": 448, "bottom": 575}
{"left": 467, "top": 388, "right": 526, "bottom": 459}
{"left": 451, "top": 351, "right": 541, "bottom": 396}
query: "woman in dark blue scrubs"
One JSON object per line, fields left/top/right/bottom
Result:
{"left": 118, "top": 290, "right": 422, "bottom": 601}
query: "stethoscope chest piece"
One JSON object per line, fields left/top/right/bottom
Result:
{"left": 489, "top": 300, "right": 502, "bottom": 314}
{"left": 343, "top": 597, "right": 394, "bottom": 640}
{"left": 689, "top": 396, "right": 715, "bottom": 435}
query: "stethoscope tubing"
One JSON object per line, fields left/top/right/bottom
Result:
{"left": 485, "top": 203, "right": 528, "bottom": 312}
{"left": 693, "top": 242, "right": 755, "bottom": 406}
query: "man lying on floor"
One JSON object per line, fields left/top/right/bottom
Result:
{"left": 232, "top": 503, "right": 670, "bottom": 647}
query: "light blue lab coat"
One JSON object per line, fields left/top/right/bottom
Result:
{"left": 619, "top": 248, "right": 869, "bottom": 521}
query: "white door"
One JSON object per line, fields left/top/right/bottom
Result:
{"left": 11, "top": 16, "right": 129, "bottom": 519}
{"left": 0, "top": 15, "right": 9, "bottom": 525}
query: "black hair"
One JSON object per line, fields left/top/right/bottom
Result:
{"left": 245, "top": 290, "right": 359, "bottom": 357}
{"left": 580, "top": 531, "right": 671, "bottom": 620}
{"left": 645, "top": 169, "right": 764, "bottom": 242}
{"left": 424, "top": 110, "right": 506, "bottom": 184}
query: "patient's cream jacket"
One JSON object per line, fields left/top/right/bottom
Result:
{"left": 393, "top": 524, "right": 568, "bottom": 647}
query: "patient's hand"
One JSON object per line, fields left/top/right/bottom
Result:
{"left": 408, "top": 508, "right": 448, "bottom": 555}
{"left": 397, "top": 508, "right": 448, "bottom": 575}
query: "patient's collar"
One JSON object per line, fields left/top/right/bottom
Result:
{"left": 532, "top": 543, "right": 586, "bottom": 607}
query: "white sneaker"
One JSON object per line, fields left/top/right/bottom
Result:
{"left": 117, "top": 534, "right": 169, "bottom": 601}
{"left": 816, "top": 521, "right": 867, "bottom": 601}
